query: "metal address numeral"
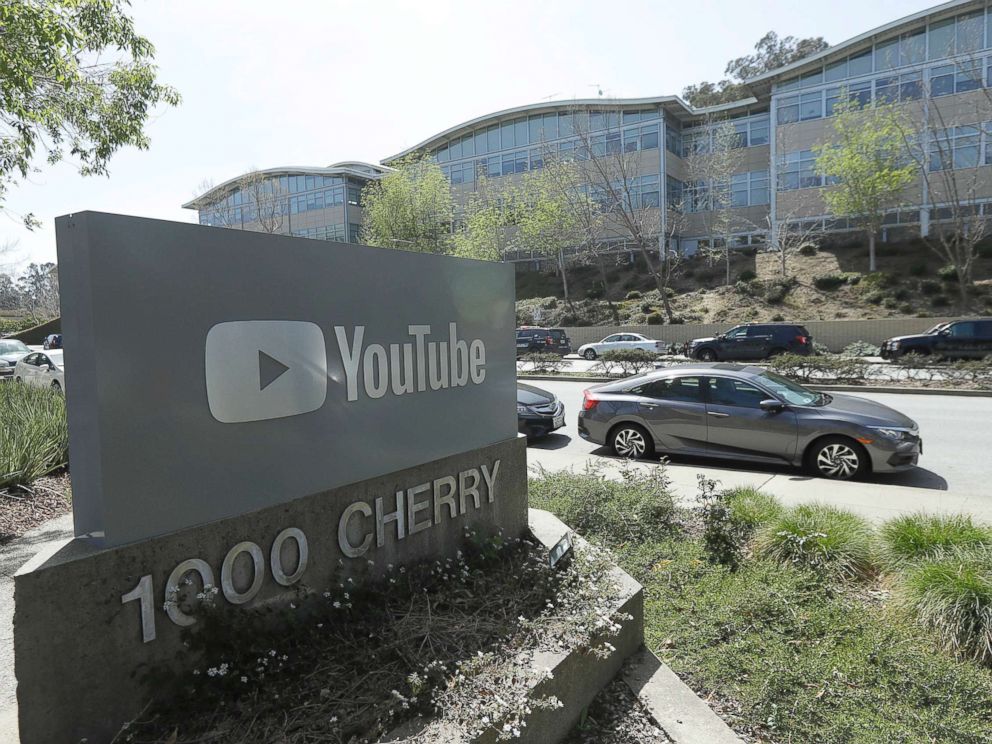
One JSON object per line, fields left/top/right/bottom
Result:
{"left": 165, "top": 558, "right": 216, "bottom": 627}
{"left": 221, "top": 541, "right": 265, "bottom": 604}
{"left": 121, "top": 574, "right": 156, "bottom": 643}
{"left": 271, "top": 527, "right": 309, "bottom": 586}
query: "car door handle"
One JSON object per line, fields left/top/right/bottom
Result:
{"left": 707, "top": 411, "right": 730, "bottom": 418}
{"left": 643, "top": 402, "right": 659, "bottom": 408}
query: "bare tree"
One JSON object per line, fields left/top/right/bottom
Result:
{"left": 192, "top": 170, "right": 289, "bottom": 233}
{"left": 767, "top": 208, "right": 821, "bottom": 277}
{"left": 564, "top": 105, "right": 684, "bottom": 321}
{"left": 894, "top": 67, "right": 991, "bottom": 308}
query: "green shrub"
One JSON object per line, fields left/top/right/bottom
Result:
{"left": 938, "top": 265, "right": 959, "bottom": 282}
{"left": 646, "top": 312, "right": 664, "bottom": 325}
{"left": 892, "top": 287, "right": 910, "bottom": 301}
{"left": 813, "top": 274, "right": 847, "bottom": 291}
{"left": 798, "top": 243, "right": 817, "bottom": 256}
{"left": 528, "top": 466, "right": 677, "bottom": 547}
{"left": 919, "top": 279, "right": 941, "bottom": 296}
{"left": 932, "top": 295, "right": 950, "bottom": 307}
{"left": 733, "top": 280, "right": 753, "bottom": 296}
{"left": 725, "top": 487, "right": 784, "bottom": 531}
{"left": 594, "top": 348, "right": 659, "bottom": 376}
{"left": 625, "top": 290, "right": 642, "bottom": 300}
{"left": 696, "top": 476, "right": 743, "bottom": 569}
{"left": 763, "top": 278, "right": 794, "bottom": 304}
{"left": 755, "top": 503, "right": 877, "bottom": 581}
{"left": 909, "top": 262, "right": 928, "bottom": 277}
{"left": 585, "top": 286, "right": 604, "bottom": 299}
{"left": 882, "top": 297, "right": 899, "bottom": 309}
{"left": 770, "top": 313, "right": 785, "bottom": 322}
{"left": 866, "top": 291, "right": 885, "bottom": 305}
{"left": 879, "top": 513, "right": 992, "bottom": 570}
{"left": 737, "top": 269, "right": 757, "bottom": 282}
{"left": 0, "top": 383, "right": 69, "bottom": 489}
{"left": 862, "top": 272, "right": 897, "bottom": 289}
{"left": 897, "top": 548, "right": 992, "bottom": 663}
{"left": 516, "top": 352, "right": 567, "bottom": 374}
{"left": 640, "top": 302, "right": 653, "bottom": 314}
{"left": 841, "top": 340, "right": 881, "bottom": 357}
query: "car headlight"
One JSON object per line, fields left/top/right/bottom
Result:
{"left": 889, "top": 341, "right": 900, "bottom": 350}
{"left": 517, "top": 404, "right": 530, "bottom": 413}
{"left": 869, "top": 426, "right": 914, "bottom": 441}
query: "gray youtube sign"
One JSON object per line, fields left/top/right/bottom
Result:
{"left": 56, "top": 212, "right": 517, "bottom": 546}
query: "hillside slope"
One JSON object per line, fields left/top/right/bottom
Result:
{"left": 515, "top": 239, "right": 992, "bottom": 327}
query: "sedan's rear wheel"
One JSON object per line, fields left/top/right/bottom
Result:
{"left": 583, "top": 348, "right": 598, "bottom": 360}
{"left": 696, "top": 348, "right": 717, "bottom": 362}
{"left": 610, "top": 424, "right": 654, "bottom": 459}
{"left": 807, "top": 436, "right": 867, "bottom": 480}
{"left": 51, "top": 380, "right": 62, "bottom": 394}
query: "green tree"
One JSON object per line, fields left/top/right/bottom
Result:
{"left": 683, "top": 31, "right": 828, "bottom": 107}
{"left": 453, "top": 174, "right": 517, "bottom": 261}
{"left": 513, "top": 165, "right": 588, "bottom": 307}
{"left": 361, "top": 155, "right": 454, "bottom": 254}
{"left": 814, "top": 99, "right": 915, "bottom": 272}
{"left": 0, "top": 0, "right": 180, "bottom": 227}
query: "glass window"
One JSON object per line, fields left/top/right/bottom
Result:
{"left": 849, "top": 80, "right": 872, "bottom": 108}
{"left": 543, "top": 113, "right": 557, "bottom": 140}
{"left": 902, "top": 28, "right": 926, "bottom": 65}
{"left": 800, "top": 69, "right": 823, "bottom": 87}
{"left": 958, "top": 10, "right": 985, "bottom": 53}
{"left": 486, "top": 125, "right": 500, "bottom": 153}
{"left": 750, "top": 170, "right": 769, "bottom": 205}
{"left": 875, "top": 76, "right": 899, "bottom": 104}
{"left": 529, "top": 116, "right": 543, "bottom": 144}
{"left": 778, "top": 76, "right": 800, "bottom": 92}
{"left": 824, "top": 59, "right": 847, "bottom": 82}
{"left": 875, "top": 38, "right": 899, "bottom": 71}
{"left": 589, "top": 111, "right": 605, "bottom": 132}
{"left": 644, "top": 376, "right": 704, "bottom": 403}
{"left": 725, "top": 326, "right": 747, "bottom": 339}
{"left": 930, "top": 64, "right": 955, "bottom": 96}
{"left": 901, "top": 71, "right": 923, "bottom": 101}
{"left": 500, "top": 121, "right": 515, "bottom": 150}
{"left": 462, "top": 133, "right": 475, "bottom": 158}
{"left": 514, "top": 151, "right": 528, "bottom": 173}
{"left": 640, "top": 125, "right": 659, "bottom": 150}
{"left": 848, "top": 49, "right": 873, "bottom": 76}
{"left": 777, "top": 95, "right": 799, "bottom": 124}
{"left": 730, "top": 173, "right": 748, "bottom": 207}
{"left": 929, "top": 17, "right": 956, "bottom": 60}
{"left": 530, "top": 148, "right": 544, "bottom": 170}
{"left": 436, "top": 145, "right": 449, "bottom": 163}
{"left": 514, "top": 118, "right": 528, "bottom": 147}
{"left": 474, "top": 129, "right": 487, "bottom": 156}
{"left": 708, "top": 378, "right": 767, "bottom": 408}
{"left": 955, "top": 60, "right": 984, "bottom": 92}
{"left": 449, "top": 138, "right": 462, "bottom": 160}
{"left": 558, "top": 112, "right": 573, "bottom": 138}
{"left": 825, "top": 87, "right": 842, "bottom": 116}
{"left": 949, "top": 321, "right": 977, "bottom": 338}
{"left": 501, "top": 153, "right": 514, "bottom": 176}
{"left": 605, "top": 131, "right": 622, "bottom": 155}
{"left": 800, "top": 92, "right": 822, "bottom": 120}
{"left": 749, "top": 116, "right": 769, "bottom": 146}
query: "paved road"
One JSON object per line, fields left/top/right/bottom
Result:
{"left": 523, "top": 379, "right": 992, "bottom": 521}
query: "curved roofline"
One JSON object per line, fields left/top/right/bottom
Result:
{"left": 183, "top": 162, "right": 391, "bottom": 210}
{"left": 381, "top": 95, "right": 761, "bottom": 164}
{"left": 744, "top": 0, "right": 982, "bottom": 88}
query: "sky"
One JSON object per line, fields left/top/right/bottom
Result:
{"left": 2, "top": 0, "right": 940, "bottom": 270}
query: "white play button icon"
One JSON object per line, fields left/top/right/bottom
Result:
{"left": 205, "top": 321, "right": 327, "bottom": 423}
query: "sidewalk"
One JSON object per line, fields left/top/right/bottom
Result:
{"left": 0, "top": 514, "right": 74, "bottom": 742}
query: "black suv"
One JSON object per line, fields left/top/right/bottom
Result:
{"left": 881, "top": 319, "right": 992, "bottom": 360}
{"left": 687, "top": 323, "right": 813, "bottom": 362}
{"left": 516, "top": 327, "right": 572, "bottom": 357}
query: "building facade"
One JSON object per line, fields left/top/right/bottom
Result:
{"left": 186, "top": 1, "right": 992, "bottom": 258}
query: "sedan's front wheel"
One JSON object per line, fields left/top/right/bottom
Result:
{"left": 610, "top": 424, "right": 654, "bottom": 459}
{"left": 807, "top": 436, "right": 867, "bottom": 480}
{"left": 696, "top": 348, "right": 717, "bottom": 362}
{"left": 583, "top": 348, "right": 598, "bottom": 360}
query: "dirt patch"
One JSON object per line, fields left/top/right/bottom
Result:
{"left": 0, "top": 473, "right": 71, "bottom": 546}
{"left": 564, "top": 677, "right": 671, "bottom": 743}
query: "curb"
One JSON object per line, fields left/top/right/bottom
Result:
{"left": 517, "top": 374, "right": 992, "bottom": 397}
{"left": 623, "top": 648, "right": 744, "bottom": 744}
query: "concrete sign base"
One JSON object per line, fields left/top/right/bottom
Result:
{"left": 14, "top": 436, "right": 527, "bottom": 744}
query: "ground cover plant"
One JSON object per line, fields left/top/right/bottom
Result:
{"left": 123, "top": 531, "right": 630, "bottom": 743}
{"left": 0, "top": 382, "right": 68, "bottom": 490}
{"left": 529, "top": 468, "right": 992, "bottom": 743}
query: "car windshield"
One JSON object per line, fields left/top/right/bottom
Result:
{"left": 0, "top": 340, "right": 29, "bottom": 354}
{"left": 755, "top": 370, "right": 824, "bottom": 406}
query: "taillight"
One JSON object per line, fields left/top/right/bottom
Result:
{"left": 545, "top": 336, "right": 553, "bottom": 345}
{"left": 582, "top": 390, "right": 599, "bottom": 411}
{"left": 796, "top": 335, "right": 808, "bottom": 344}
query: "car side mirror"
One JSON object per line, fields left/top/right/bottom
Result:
{"left": 939, "top": 329, "right": 950, "bottom": 336}
{"left": 760, "top": 399, "right": 785, "bottom": 413}
{"left": 46, "top": 364, "right": 56, "bottom": 371}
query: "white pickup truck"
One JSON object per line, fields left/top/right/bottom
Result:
{"left": 576, "top": 333, "right": 665, "bottom": 360}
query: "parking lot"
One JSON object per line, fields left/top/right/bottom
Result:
{"left": 523, "top": 378, "right": 992, "bottom": 522}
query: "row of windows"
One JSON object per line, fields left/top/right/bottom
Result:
{"left": 679, "top": 115, "right": 770, "bottom": 156}
{"left": 777, "top": 57, "right": 992, "bottom": 124}
{"left": 440, "top": 125, "right": 660, "bottom": 184}
{"left": 287, "top": 186, "right": 361, "bottom": 214}
{"left": 776, "top": 7, "right": 992, "bottom": 91}
{"left": 590, "top": 175, "right": 661, "bottom": 211}
{"left": 204, "top": 174, "right": 355, "bottom": 213}
{"left": 930, "top": 123, "right": 992, "bottom": 171}
{"left": 433, "top": 108, "right": 661, "bottom": 163}
{"left": 682, "top": 170, "right": 770, "bottom": 212}
{"left": 680, "top": 233, "right": 767, "bottom": 254}
{"left": 291, "top": 223, "right": 363, "bottom": 243}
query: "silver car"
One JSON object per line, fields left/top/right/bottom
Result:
{"left": 577, "top": 363, "right": 921, "bottom": 480}
{"left": 14, "top": 350, "right": 65, "bottom": 393}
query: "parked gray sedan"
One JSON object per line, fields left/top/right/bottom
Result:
{"left": 578, "top": 363, "right": 921, "bottom": 480}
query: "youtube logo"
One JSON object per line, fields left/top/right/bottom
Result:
{"left": 205, "top": 321, "right": 328, "bottom": 423}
